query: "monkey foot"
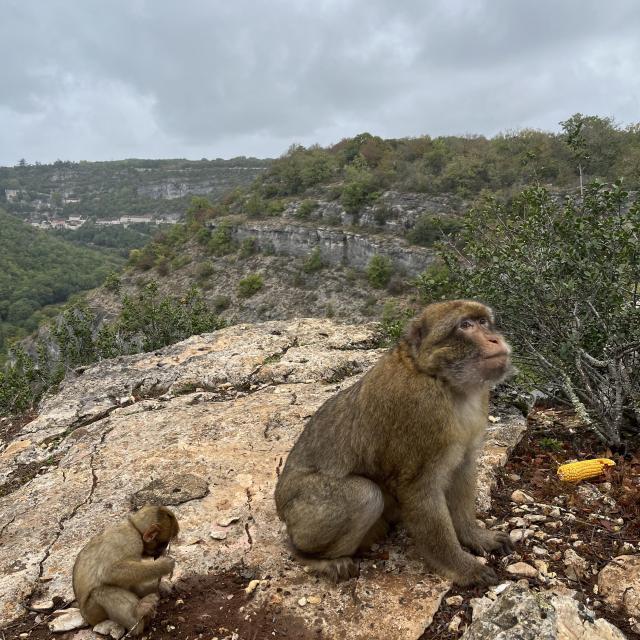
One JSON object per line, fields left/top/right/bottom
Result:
{"left": 302, "top": 556, "right": 359, "bottom": 582}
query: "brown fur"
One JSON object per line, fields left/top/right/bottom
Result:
{"left": 72, "top": 505, "right": 179, "bottom": 635}
{"left": 274, "top": 300, "right": 514, "bottom": 585}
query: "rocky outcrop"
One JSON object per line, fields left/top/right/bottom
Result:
{"left": 598, "top": 555, "right": 640, "bottom": 622}
{"left": 463, "top": 582, "right": 626, "bottom": 640}
{"left": 284, "top": 190, "right": 463, "bottom": 233}
{"left": 0, "top": 319, "right": 526, "bottom": 639}
{"left": 209, "top": 219, "right": 435, "bottom": 274}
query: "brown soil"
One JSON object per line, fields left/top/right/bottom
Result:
{"left": 3, "top": 568, "right": 315, "bottom": 640}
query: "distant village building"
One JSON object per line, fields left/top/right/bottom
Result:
{"left": 95, "top": 219, "right": 121, "bottom": 226}
{"left": 119, "top": 214, "right": 153, "bottom": 224}
{"left": 5, "top": 189, "right": 20, "bottom": 202}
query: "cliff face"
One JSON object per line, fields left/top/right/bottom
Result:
{"left": 0, "top": 318, "right": 526, "bottom": 639}
{"left": 209, "top": 219, "right": 435, "bottom": 274}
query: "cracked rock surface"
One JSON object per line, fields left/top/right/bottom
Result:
{"left": 0, "top": 318, "right": 526, "bottom": 639}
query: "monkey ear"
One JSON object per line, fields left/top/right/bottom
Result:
{"left": 404, "top": 319, "right": 426, "bottom": 351}
{"left": 143, "top": 523, "right": 161, "bottom": 542}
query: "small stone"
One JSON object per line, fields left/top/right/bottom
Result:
{"left": 494, "top": 582, "right": 511, "bottom": 595}
{"left": 563, "top": 549, "right": 589, "bottom": 581}
{"left": 307, "top": 595, "right": 322, "bottom": 605}
{"left": 49, "top": 609, "right": 87, "bottom": 633}
{"left": 525, "top": 514, "right": 546, "bottom": 523}
{"left": 533, "top": 559, "right": 549, "bottom": 575}
{"left": 446, "top": 595, "right": 464, "bottom": 607}
{"left": 94, "top": 620, "right": 126, "bottom": 639}
{"left": 30, "top": 598, "right": 55, "bottom": 611}
{"left": 508, "top": 516, "right": 527, "bottom": 527}
{"left": 533, "top": 531, "right": 547, "bottom": 540}
{"left": 507, "top": 473, "right": 521, "bottom": 482}
{"left": 506, "top": 562, "right": 538, "bottom": 578}
{"left": 509, "top": 528, "right": 534, "bottom": 543}
{"left": 210, "top": 530, "right": 228, "bottom": 540}
{"left": 532, "top": 546, "right": 547, "bottom": 556}
{"left": 448, "top": 614, "right": 463, "bottom": 632}
{"left": 546, "top": 521, "right": 562, "bottom": 530}
{"left": 217, "top": 515, "right": 241, "bottom": 527}
{"left": 510, "top": 489, "right": 534, "bottom": 504}
{"left": 298, "top": 597, "right": 307, "bottom": 607}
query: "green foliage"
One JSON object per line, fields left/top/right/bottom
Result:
{"left": 302, "top": 247, "right": 323, "bottom": 273}
{"left": 367, "top": 255, "right": 394, "bottom": 288}
{"left": 0, "top": 281, "right": 225, "bottom": 416}
{"left": 341, "top": 159, "right": 380, "bottom": 213}
{"left": 539, "top": 437, "right": 563, "bottom": 451}
{"left": 380, "top": 301, "right": 414, "bottom": 345}
{"left": 295, "top": 199, "right": 318, "bottom": 219}
{"left": 0, "top": 209, "right": 123, "bottom": 357}
{"left": 207, "top": 222, "right": 236, "bottom": 256}
{"left": 407, "top": 215, "right": 463, "bottom": 246}
{"left": 244, "top": 193, "right": 265, "bottom": 218}
{"left": 239, "top": 237, "right": 257, "bottom": 258}
{"left": 436, "top": 180, "right": 640, "bottom": 446}
{"left": 238, "top": 273, "right": 264, "bottom": 298}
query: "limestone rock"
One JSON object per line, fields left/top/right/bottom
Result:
{"left": 93, "top": 619, "right": 126, "bottom": 638}
{"left": 129, "top": 473, "right": 209, "bottom": 508}
{"left": 461, "top": 583, "right": 625, "bottom": 639}
{"left": 48, "top": 609, "right": 87, "bottom": 633}
{"left": 598, "top": 554, "right": 640, "bottom": 618}
{"left": 0, "top": 319, "right": 526, "bottom": 638}
{"left": 505, "top": 562, "right": 538, "bottom": 578}
{"left": 563, "top": 548, "right": 589, "bottom": 582}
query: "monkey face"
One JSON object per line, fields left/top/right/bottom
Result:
{"left": 457, "top": 316, "right": 512, "bottom": 381}
{"left": 407, "top": 300, "right": 513, "bottom": 388}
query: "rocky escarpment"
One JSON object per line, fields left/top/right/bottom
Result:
{"left": 283, "top": 190, "right": 464, "bottom": 234}
{"left": 0, "top": 319, "right": 528, "bottom": 639}
{"left": 209, "top": 218, "right": 435, "bottom": 274}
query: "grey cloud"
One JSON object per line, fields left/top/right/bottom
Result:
{"left": 1, "top": 0, "right": 639, "bottom": 164}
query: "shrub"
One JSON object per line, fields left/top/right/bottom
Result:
{"left": 436, "top": 181, "right": 640, "bottom": 447}
{"left": 302, "top": 247, "right": 323, "bottom": 273}
{"left": 104, "top": 271, "right": 121, "bottom": 294}
{"left": 212, "top": 295, "right": 231, "bottom": 313}
{"left": 380, "top": 301, "right": 414, "bottom": 345}
{"left": 196, "top": 262, "right": 215, "bottom": 281}
{"left": 367, "top": 255, "right": 393, "bottom": 288}
{"left": 408, "top": 215, "right": 463, "bottom": 247}
{"left": 296, "top": 199, "right": 318, "bottom": 219}
{"left": 208, "top": 222, "right": 235, "bottom": 256}
{"left": 0, "top": 282, "right": 225, "bottom": 416}
{"left": 239, "top": 237, "right": 257, "bottom": 258}
{"left": 238, "top": 273, "right": 264, "bottom": 298}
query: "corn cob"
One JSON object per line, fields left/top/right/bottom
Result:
{"left": 557, "top": 458, "right": 615, "bottom": 482}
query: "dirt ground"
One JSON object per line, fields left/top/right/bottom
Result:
{"left": 3, "top": 405, "right": 639, "bottom": 639}
{"left": 424, "top": 405, "right": 639, "bottom": 639}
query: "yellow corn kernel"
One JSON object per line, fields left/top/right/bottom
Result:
{"left": 557, "top": 458, "right": 615, "bottom": 482}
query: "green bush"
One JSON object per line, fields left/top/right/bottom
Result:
{"left": 367, "top": 255, "right": 393, "bottom": 288}
{"left": 208, "top": 222, "right": 236, "bottom": 256}
{"left": 0, "top": 282, "right": 225, "bottom": 416}
{"left": 302, "top": 247, "right": 323, "bottom": 273}
{"left": 436, "top": 181, "right": 640, "bottom": 447}
{"left": 238, "top": 273, "right": 264, "bottom": 298}
{"left": 407, "top": 215, "right": 463, "bottom": 246}
{"left": 296, "top": 199, "right": 318, "bottom": 219}
{"left": 239, "top": 237, "right": 257, "bottom": 258}
{"left": 104, "top": 271, "right": 122, "bottom": 294}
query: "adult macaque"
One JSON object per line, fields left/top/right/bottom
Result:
{"left": 73, "top": 505, "right": 179, "bottom": 635}
{"left": 275, "top": 300, "right": 513, "bottom": 585}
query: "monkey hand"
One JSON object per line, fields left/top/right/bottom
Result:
{"left": 460, "top": 528, "right": 513, "bottom": 557}
{"left": 154, "top": 556, "right": 176, "bottom": 576}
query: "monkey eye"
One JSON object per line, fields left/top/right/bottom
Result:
{"left": 459, "top": 319, "right": 473, "bottom": 330}
{"left": 478, "top": 318, "right": 489, "bottom": 326}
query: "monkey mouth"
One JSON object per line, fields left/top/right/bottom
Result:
{"left": 483, "top": 353, "right": 509, "bottom": 360}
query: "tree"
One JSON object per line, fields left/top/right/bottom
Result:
{"left": 432, "top": 181, "right": 640, "bottom": 447}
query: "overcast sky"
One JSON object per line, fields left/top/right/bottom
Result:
{"left": 1, "top": 0, "right": 639, "bottom": 165}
